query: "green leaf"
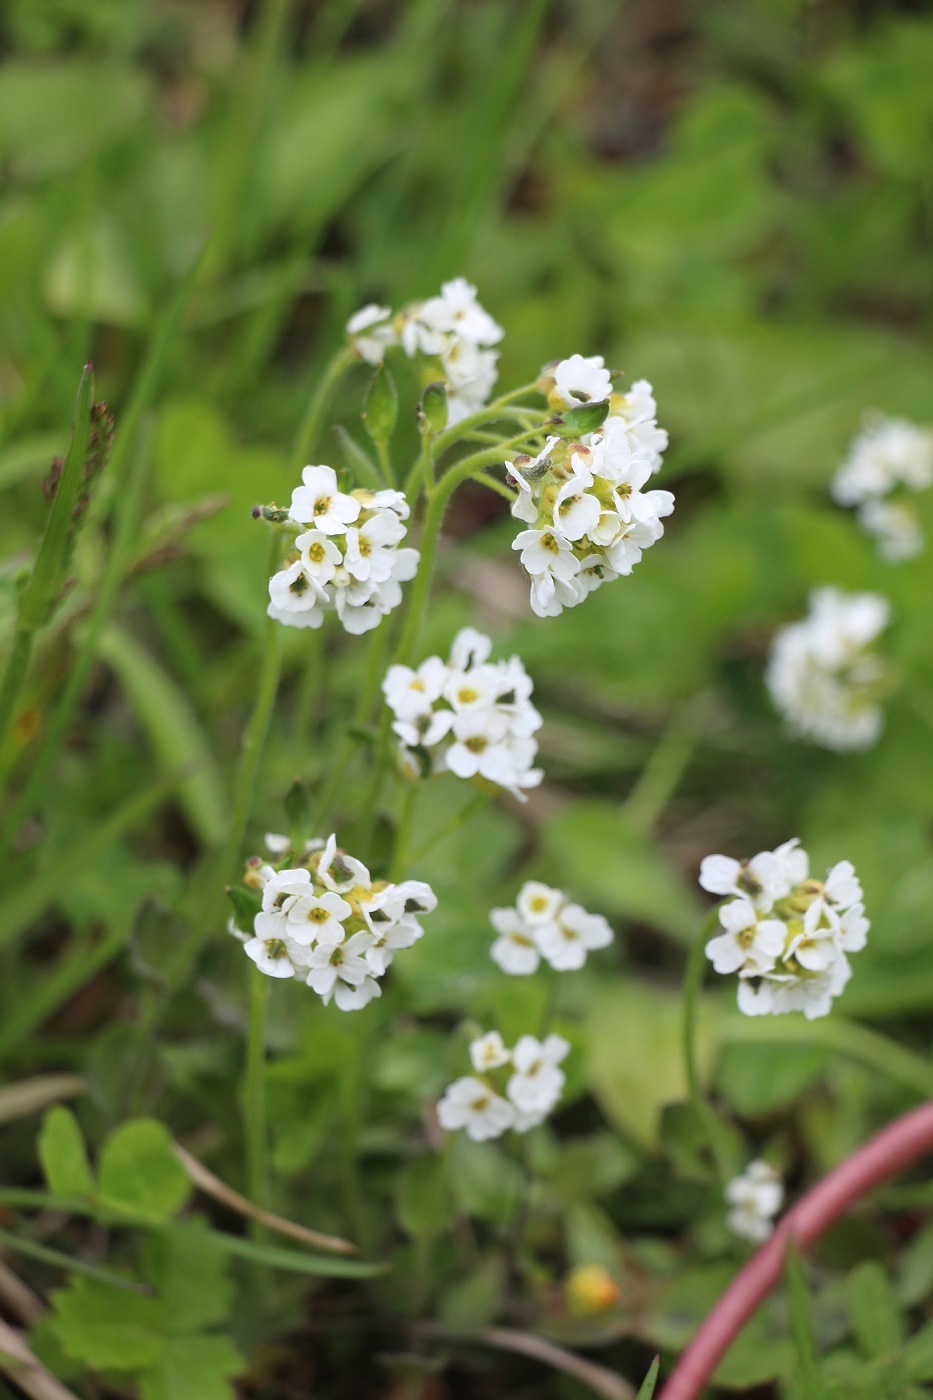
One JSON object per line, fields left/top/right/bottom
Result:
{"left": 397, "top": 1153, "right": 454, "bottom": 1241}
{"left": 635, "top": 1357, "right": 660, "bottom": 1400}
{"left": 140, "top": 1334, "right": 242, "bottom": 1400}
{"left": 197, "top": 1230, "right": 388, "bottom": 1279}
{"left": 716, "top": 1041, "right": 831, "bottom": 1117}
{"left": 50, "top": 1277, "right": 166, "bottom": 1370}
{"left": 846, "top": 1261, "right": 904, "bottom": 1359}
{"left": 551, "top": 399, "right": 610, "bottom": 436}
{"left": 98, "top": 1119, "right": 190, "bottom": 1224}
{"left": 903, "top": 1321, "right": 933, "bottom": 1381}
{"left": 438, "top": 1253, "right": 505, "bottom": 1335}
{"left": 226, "top": 885, "right": 261, "bottom": 933}
{"left": 418, "top": 381, "right": 448, "bottom": 436}
{"left": 363, "top": 363, "right": 398, "bottom": 445}
{"left": 586, "top": 981, "right": 715, "bottom": 1149}
{"left": 38, "top": 1107, "right": 95, "bottom": 1200}
{"left": 143, "top": 1223, "right": 233, "bottom": 1333}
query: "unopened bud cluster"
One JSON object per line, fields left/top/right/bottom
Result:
{"left": 231, "top": 834, "right": 436, "bottom": 1011}
{"left": 266, "top": 466, "right": 418, "bottom": 635}
{"left": 700, "top": 837, "right": 868, "bottom": 1020}
{"left": 382, "top": 627, "right": 543, "bottom": 798}
{"left": 832, "top": 412, "right": 933, "bottom": 561}
{"left": 346, "top": 278, "right": 503, "bottom": 426}
{"left": 490, "top": 879, "right": 613, "bottom": 974}
{"left": 436, "top": 1029, "right": 570, "bottom": 1140}
{"left": 508, "top": 357, "right": 673, "bottom": 617}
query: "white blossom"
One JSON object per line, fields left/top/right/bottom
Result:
{"left": 552, "top": 354, "right": 612, "bottom": 409}
{"left": 725, "top": 1161, "right": 784, "bottom": 1243}
{"left": 237, "top": 834, "right": 436, "bottom": 1009}
{"left": 832, "top": 414, "right": 933, "bottom": 505}
{"left": 766, "top": 587, "right": 890, "bottom": 750}
{"left": 436, "top": 1077, "right": 516, "bottom": 1141}
{"left": 507, "top": 1034, "right": 570, "bottom": 1115}
{"left": 382, "top": 628, "right": 543, "bottom": 798}
{"left": 346, "top": 303, "right": 398, "bottom": 366}
{"left": 857, "top": 498, "right": 923, "bottom": 562}
{"left": 701, "top": 839, "right": 868, "bottom": 1020}
{"left": 469, "top": 1031, "right": 511, "bottom": 1073}
{"left": 490, "top": 882, "right": 614, "bottom": 975}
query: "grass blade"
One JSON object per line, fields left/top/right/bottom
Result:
{"left": 784, "top": 1242, "right": 825, "bottom": 1400}
{"left": 635, "top": 1357, "right": 660, "bottom": 1399}
{"left": 184, "top": 1226, "right": 387, "bottom": 1279}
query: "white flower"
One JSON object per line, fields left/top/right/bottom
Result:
{"left": 343, "top": 510, "right": 406, "bottom": 584}
{"left": 470, "top": 1031, "right": 511, "bottom": 1072}
{"left": 289, "top": 465, "right": 361, "bottom": 534}
{"left": 244, "top": 933, "right": 300, "bottom": 978}
{"left": 506, "top": 1034, "right": 570, "bottom": 1115}
{"left": 705, "top": 899, "right": 786, "bottom": 976}
{"left": 489, "top": 907, "right": 542, "bottom": 975}
{"left": 516, "top": 881, "right": 564, "bottom": 925}
{"left": 284, "top": 889, "right": 352, "bottom": 946}
{"left": 295, "top": 530, "right": 342, "bottom": 585}
{"left": 449, "top": 627, "right": 493, "bottom": 671}
{"left": 725, "top": 1161, "right": 784, "bottom": 1243}
{"left": 857, "top": 498, "right": 924, "bottom": 562}
{"left": 535, "top": 903, "right": 614, "bottom": 971}
{"left": 346, "top": 303, "right": 398, "bottom": 366}
{"left": 382, "top": 657, "right": 450, "bottom": 720}
{"left": 602, "top": 382, "right": 669, "bottom": 474}
{"left": 436, "top": 1077, "right": 516, "bottom": 1141}
{"left": 316, "top": 833, "right": 371, "bottom": 894}
{"left": 698, "top": 851, "right": 791, "bottom": 913}
{"left": 832, "top": 414, "right": 933, "bottom": 505}
{"left": 417, "top": 278, "right": 504, "bottom": 346}
{"left": 513, "top": 527, "right": 582, "bottom": 582}
{"left": 766, "top": 587, "right": 891, "bottom": 751}
{"left": 552, "top": 354, "right": 612, "bottom": 408}
{"left": 701, "top": 840, "right": 868, "bottom": 1020}
{"left": 305, "top": 931, "right": 380, "bottom": 1008}
{"left": 268, "top": 558, "right": 326, "bottom": 619}
{"left": 552, "top": 470, "right": 602, "bottom": 542}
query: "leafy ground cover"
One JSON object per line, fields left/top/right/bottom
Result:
{"left": 1, "top": 2, "right": 933, "bottom": 1397}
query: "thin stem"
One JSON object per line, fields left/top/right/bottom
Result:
{"left": 621, "top": 699, "right": 706, "bottom": 837}
{"left": 375, "top": 437, "right": 395, "bottom": 487}
{"left": 430, "top": 400, "right": 546, "bottom": 460}
{"left": 403, "top": 434, "right": 434, "bottom": 503}
{"left": 388, "top": 781, "right": 418, "bottom": 882}
{"left": 244, "top": 969, "right": 270, "bottom": 1213}
{"left": 407, "top": 791, "right": 489, "bottom": 865}
{"left": 0, "top": 632, "right": 34, "bottom": 762}
{"left": 291, "top": 346, "right": 355, "bottom": 470}
{"left": 683, "top": 910, "right": 732, "bottom": 1183}
{"left": 312, "top": 622, "right": 389, "bottom": 832}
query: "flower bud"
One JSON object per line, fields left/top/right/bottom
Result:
{"left": 418, "top": 381, "right": 448, "bottom": 436}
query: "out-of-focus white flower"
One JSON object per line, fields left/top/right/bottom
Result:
{"left": 237, "top": 834, "right": 436, "bottom": 1009}
{"left": 857, "top": 498, "right": 923, "bottom": 562}
{"left": 725, "top": 1161, "right": 784, "bottom": 1243}
{"left": 765, "top": 587, "right": 890, "bottom": 750}
{"left": 470, "top": 1031, "right": 511, "bottom": 1072}
{"left": 436, "top": 1028, "right": 569, "bottom": 1141}
{"left": 436, "top": 1077, "right": 516, "bottom": 1141}
{"left": 346, "top": 304, "right": 398, "bottom": 366}
{"left": 267, "top": 478, "right": 419, "bottom": 636}
{"left": 700, "top": 838, "right": 867, "bottom": 1020}
{"left": 382, "top": 627, "right": 543, "bottom": 799}
{"left": 490, "top": 881, "right": 614, "bottom": 976}
{"left": 832, "top": 414, "right": 932, "bottom": 561}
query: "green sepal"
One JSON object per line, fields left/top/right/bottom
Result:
{"left": 551, "top": 399, "right": 610, "bottom": 437}
{"left": 226, "top": 885, "right": 261, "bottom": 932}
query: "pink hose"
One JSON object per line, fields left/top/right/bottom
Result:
{"left": 659, "top": 1098, "right": 933, "bottom": 1400}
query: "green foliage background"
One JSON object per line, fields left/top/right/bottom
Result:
{"left": 1, "top": 1, "right": 933, "bottom": 1396}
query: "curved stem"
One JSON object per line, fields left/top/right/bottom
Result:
{"left": 659, "top": 1098, "right": 933, "bottom": 1400}
{"left": 244, "top": 969, "right": 270, "bottom": 1213}
{"left": 291, "top": 346, "right": 355, "bottom": 469}
{"left": 407, "top": 790, "right": 489, "bottom": 865}
{"left": 388, "top": 781, "right": 418, "bottom": 882}
{"left": 683, "top": 910, "right": 732, "bottom": 1183}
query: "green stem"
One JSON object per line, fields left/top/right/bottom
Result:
{"left": 403, "top": 434, "right": 434, "bottom": 503}
{"left": 683, "top": 910, "right": 732, "bottom": 1183}
{"left": 244, "top": 969, "right": 270, "bottom": 1212}
{"left": 375, "top": 437, "right": 396, "bottom": 488}
{"left": 0, "top": 631, "right": 34, "bottom": 762}
{"left": 389, "top": 782, "right": 418, "bottom": 882}
{"left": 430, "top": 398, "right": 545, "bottom": 460}
{"left": 620, "top": 698, "right": 707, "bottom": 837}
{"left": 293, "top": 625, "right": 322, "bottom": 754}
{"left": 291, "top": 346, "right": 355, "bottom": 469}
{"left": 407, "top": 790, "right": 489, "bottom": 865}
{"left": 312, "top": 622, "right": 389, "bottom": 832}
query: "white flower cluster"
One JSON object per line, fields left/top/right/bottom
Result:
{"left": 436, "top": 1030, "right": 570, "bottom": 1141}
{"left": 235, "top": 834, "right": 437, "bottom": 1011}
{"left": 831, "top": 413, "right": 933, "bottom": 561}
{"left": 346, "top": 278, "right": 504, "bottom": 426}
{"left": 725, "top": 1161, "right": 784, "bottom": 1243}
{"left": 765, "top": 587, "right": 890, "bottom": 751}
{"left": 267, "top": 468, "right": 418, "bottom": 635}
{"left": 490, "top": 880, "right": 613, "bottom": 974}
{"left": 382, "top": 627, "right": 543, "bottom": 798}
{"left": 508, "top": 358, "right": 673, "bottom": 618}
{"left": 700, "top": 837, "right": 868, "bottom": 1020}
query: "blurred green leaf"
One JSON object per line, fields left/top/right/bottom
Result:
{"left": 50, "top": 1277, "right": 165, "bottom": 1369}
{"left": 845, "top": 1261, "right": 904, "bottom": 1359}
{"left": 38, "top": 1106, "right": 95, "bottom": 1199}
{"left": 98, "top": 1119, "right": 191, "bottom": 1224}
